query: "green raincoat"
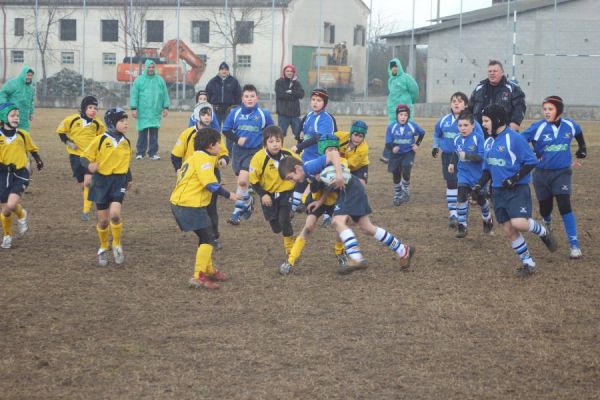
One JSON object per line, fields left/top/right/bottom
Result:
{"left": 130, "top": 59, "right": 170, "bottom": 131}
{"left": 0, "top": 65, "right": 35, "bottom": 131}
{"left": 386, "top": 58, "right": 419, "bottom": 122}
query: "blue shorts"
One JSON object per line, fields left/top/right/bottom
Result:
{"left": 491, "top": 184, "right": 532, "bottom": 224}
{"left": 388, "top": 151, "right": 414, "bottom": 174}
{"left": 88, "top": 173, "right": 128, "bottom": 206}
{"left": 0, "top": 168, "right": 29, "bottom": 203}
{"left": 533, "top": 167, "right": 572, "bottom": 200}
{"left": 333, "top": 176, "right": 372, "bottom": 221}
{"left": 232, "top": 145, "right": 260, "bottom": 176}
{"left": 171, "top": 204, "right": 211, "bottom": 231}
{"left": 351, "top": 166, "right": 369, "bottom": 183}
{"left": 261, "top": 191, "right": 292, "bottom": 222}
{"left": 69, "top": 154, "right": 88, "bottom": 183}
{"left": 441, "top": 152, "right": 458, "bottom": 184}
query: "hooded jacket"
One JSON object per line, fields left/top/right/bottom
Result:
{"left": 386, "top": 58, "right": 419, "bottom": 123}
{"left": 469, "top": 75, "right": 526, "bottom": 127}
{"left": 129, "top": 59, "right": 171, "bottom": 131}
{"left": 0, "top": 65, "right": 35, "bottom": 131}
{"left": 275, "top": 64, "right": 305, "bottom": 117}
{"left": 205, "top": 72, "right": 242, "bottom": 108}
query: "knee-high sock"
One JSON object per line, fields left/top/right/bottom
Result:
{"left": 480, "top": 199, "right": 491, "bottom": 221}
{"left": 334, "top": 240, "right": 345, "bottom": 256}
{"left": 194, "top": 244, "right": 214, "bottom": 278}
{"left": 110, "top": 222, "right": 123, "bottom": 247}
{"left": 14, "top": 204, "right": 26, "bottom": 219}
{"left": 561, "top": 211, "right": 579, "bottom": 247}
{"left": 83, "top": 186, "right": 92, "bottom": 213}
{"left": 457, "top": 201, "right": 469, "bottom": 226}
{"left": 528, "top": 218, "right": 547, "bottom": 237}
{"left": 233, "top": 187, "right": 249, "bottom": 213}
{"left": 288, "top": 236, "right": 306, "bottom": 266}
{"left": 374, "top": 227, "right": 408, "bottom": 257}
{"left": 339, "top": 228, "right": 363, "bottom": 261}
{"left": 96, "top": 225, "right": 110, "bottom": 250}
{"left": 447, "top": 188, "right": 458, "bottom": 217}
{"left": 394, "top": 183, "right": 402, "bottom": 197}
{"left": 1, "top": 213, "right": 12, "bottom": 236}
{"left": 283, "top": 235, "right": 296, "bottom": 256}
{"left": 512, "top": 234, "right": 535, "bottom": 266}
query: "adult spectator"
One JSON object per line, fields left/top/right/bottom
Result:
{"left": 469, "top": 60, "right": 526, "bottom": 132}
{"left": 130, "top": 59, "right": 170, "bottom": 160}
{"left": 0, "top": 65, "right": 35, "bottom": 132}
{"left": 206, "top": 62, "right": 242, "bottom": 153}
{"left": 383, "top": 58, "right": 419, "bottom": 162}
{"left": 275, "top": 64, "right": 305, "bottom": 142}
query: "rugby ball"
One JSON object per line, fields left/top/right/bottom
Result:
{"left": 319, "top": 164, "right": 352, "bottom": 186}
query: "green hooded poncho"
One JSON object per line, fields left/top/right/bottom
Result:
{"left": 386, "top": 58, "right": 419, "bottom": 122}
{"left": 0, "top": 65, "right": 35, "bottom": 131}
{"left": 129, "top": 59, "right": 170, "bottom": 131}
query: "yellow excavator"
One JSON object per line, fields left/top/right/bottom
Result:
{"left": 307, "top": 43, "right": 352, "bottom": 99}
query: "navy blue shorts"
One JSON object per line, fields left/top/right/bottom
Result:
{"left": 533, "top": 167, "right": 572, "bottom": 200}
{"left": 441, "top": 152, "right": 458, "bottom": 184}
{"left": 352, "top": 166, "right": 369, "bottom": 183}
{"left": 232, "top": 145, "right": 260, "bottom": 175}
{"left": 0, "top": 168, "right": 29, "bottom": 203}
{"left": 388, "top": 151, "right": 415, "bottom": 174}
{"left": 88, "top": 173, "right": 128, "bottom": 206}
{"left": 491, "top": 184, "right": 532, "bottom": 224}
{"left": 261, "top": 191, "right": 292, "bottom": 222}
{"left": 333, "top": 176, "right": 372, "bottom": 221}
{"left": 171, "top": 204, "right": 212, "bottom": 232}
{"left": 308, "top": 203, "right": 335, "bottom": 218}
{"left": 69, "top": 154, "right": 88, "bottom": 183}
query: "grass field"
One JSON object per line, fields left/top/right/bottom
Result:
{"left": 1, "top": 108, "right": 599, "bottom": 399}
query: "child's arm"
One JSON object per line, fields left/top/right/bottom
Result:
{"left": 325, "top": 149, "right": 344, "bottom": 189}
{"left": 170, "top": 154, "right": 183, "bottom": 172}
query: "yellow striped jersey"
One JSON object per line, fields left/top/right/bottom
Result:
{"left": 0, "top": 128, "right": 39, "bottom": 169}
{"left": 56, "top": 113, "right": 105, "bottom": 156}
{"left": 336, "top": 131, "right": 369, "bottom": 171}
{"left": 171, "top": 127, "right": 228, "bottom": 163}
{"left": 249, "top": 148, "right": 299, "bottom": 194}
{"left": 170, "top": 150, "right": 219, "bottom": 208}
{"left": 82, "top": 132, "right": 132, "bottom": 175}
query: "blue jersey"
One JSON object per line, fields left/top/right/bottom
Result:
{"left": 301, "top": 111, "right": 335, "bottom": 161}
{"left": 385, "top": 120, "right": 425, "bottom": 154}
{"left": 188, "top": 114, "right": 220, "bottom": 130}
{"left": 434, "top": 112, "right": 484, "bottom": 153}
{"left": 521, "top": 118, "right": 582, "bottom": 170}
{"left": 223, "top": 104, "right": 274, "bottom": 149}
{"left": 483, "top": 128, "right": 538, "bottom": 188}
{"left": 303, "top": 154, "right": 327, "bottom": 180}
{"left": 452, "top": 131, "right": 485, "bottom": 185}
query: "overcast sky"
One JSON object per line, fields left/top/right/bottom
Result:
{"left": 369, "top": 0, "right": 492, "bottom": 33}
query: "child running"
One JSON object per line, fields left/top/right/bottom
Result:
{"left": 56, "top": 95, "right": 105, "bottom": 221}
{"left": 81, "top": 108, "right": 132, "bottom": 266}
{"left": 222, "top": 84, "right": 274, "bottom": 225}
{"left": 447, "top": 110, "right": 493, "bottom": 238}
{"left": 170, "top": 128, "right": 239, "bottom": 289}
{"left": 249, "top": 126, "right": 300, "bottom": 256}
{"left": 385, "top": 104, "right": 425, "bottom": 205}
{"left": 521, "top": 96, "right": 588, "bottom": 259}
{"left": 0, "top": 102, "right": 44, "bottom": 249}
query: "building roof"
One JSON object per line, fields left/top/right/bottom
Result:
{"left": 6, "top": 0, "right": 290, "bottom": 6}
{"left": 381, "top": 0, "right": 573, "bottom": 39}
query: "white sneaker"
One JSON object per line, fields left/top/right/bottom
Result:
{"left": 149, "top": 154, "right": 161, "bottom": 160}
{"left": 112, "top": 245, "right": 125, "bottom": 264}
{"left": 97, "top": 248, "right": 109, "bottom": 267}
{"left": 1, "top": 235, "right": 12, "bottom": 249}
{"left": 136, "top": 155, "right": 144, "bottom": 160}
{"left": 570, "top": 246, "right": 583, "bottom": 259}
{"left": 17, "top": 209, "right": 29, "bottom": 236}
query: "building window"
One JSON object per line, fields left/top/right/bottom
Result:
{"left": 236, "top": 21, "right": 254, "bottom": 44}
{"left": 101, "top": 20, "right": 118, "bottom": 42}
{"left": 191, "top": 21, "right": 209, "bottom": 43}
{"left": 324, "top": 22, "right": 335, "bottom": 44}
{"left": 197, "top": 54, "right": 208, "bottom": 64}
{"left": 11, "top": 50, "right": 24, "bottom": 63}
{"left": 237, "top": 55, "right": 251, "bottom": 68}
{"left": 60, "top": 19, "right": 77, "bottom": 41}
{"left": 354, "top": 25, "right": 365, "bottom": 46}
{"left": 15, "top": 18, "right": 24, "bottom": 37}
{"left": 146, "top": 20, "right": 164, "bottom": 43}
{"left": 103, "top": 53, "right": 116, "bottom": 65}
{"left": 61, "top": 52, "right": 75, "bottom": 64}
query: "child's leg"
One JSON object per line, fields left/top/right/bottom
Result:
{"left": 401, "top": 164, "right": 412, "bottom": 195}
{"left": 456, "top": 186, "right": 470, "bottom": 228}
{"left": 96, "top": 206, "right": 110, "bottom": 251}
{"left": 1, "top": 203, "right": 12, "bottom": 237}
{"left": 556, "top": 194, "right": 580, "bottom": 250}
{"left": 332, "top": 215, "right": 364, "bottom": 262}
{"left": 287, "top": 214, "right": 317, "bottom": 266}
{"left": 207, "top": 191, "right": 220, "bottom": 239}
{"left": 446, "top": 181, "right": 458, "bottom": 222}
{"left": 276, "top": 203, "right": 295, "bottom": 255}
{"left": 189, "top": 227, "right": 220, "bottom": 288}
{"left": 231, "top": 170, "right": 252, "bottom": 221}
{"left": 538, "top": 196, "right": 554, "bottom": 226}
{"left": 109, "top": 202, "right": 123, "bottom": 248}
{"left": 503, "top": 221, "right": 536, "bottom": 268}
{"left": 291, "top": 181, "right": 308, "bottom": 212}
{"left": 477, "top": 190, "right": 491, "bottom": 222}
{"left": 357, "top": 216, "right": 412, "bottom": 260}
{"left": 512, "top": 216, "right": 557, "bottom": 253}
{"left": 392, "top": 169, "right": 402, "bottom": 202}
{"left": 82, "top": 175, "right": 93, "bottom": 216}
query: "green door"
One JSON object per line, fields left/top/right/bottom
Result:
{"left": 292, "top": 46, "right": 315, "bottom": 93}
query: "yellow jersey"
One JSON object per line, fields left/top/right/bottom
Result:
{"left": 336, "top": 131, "right": 369, "bottom": 171}
{"left": 82, "top": 132, "right": 132, "bottom": 175}
{"left": 171, "top": 127, "right": 228, "bottom": 163}
{"left": 56, "top": 114, "right": 105, "bottom": 156}
{"left": 0, "top": 128, "right": 39, "bottom": 169}
{"left": 249, "top": 148, "right": 299, "bottom": 194}
{"left": 170, "top": 150, "right": 219, "bottom": 208}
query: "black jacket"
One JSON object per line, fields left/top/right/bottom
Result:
{"left": 205, "top": 74, "right": 242, "bottom": 107}
{"left": 469, "top": 76, "right": 526, "bottom": 126}
{"left": 275, "top": 78, "right": 304, "bottom": 117}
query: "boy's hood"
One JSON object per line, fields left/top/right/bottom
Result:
{"left": 388, "top": 58, "right": 404, "bottom": 77}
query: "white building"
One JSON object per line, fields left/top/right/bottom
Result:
{"left": 1, "top": 0, "right": 369, "bottom": 99}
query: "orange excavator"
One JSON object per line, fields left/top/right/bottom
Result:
{"left": 116, "top": 39, "right": 206, "bottom": 86}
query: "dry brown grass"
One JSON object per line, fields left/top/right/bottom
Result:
{"left": 1, "top": 108, "right": 599, "bottom": 399}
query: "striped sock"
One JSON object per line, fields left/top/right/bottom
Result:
{"left": 528, "top": 218, "right": 547, "bottom": 237}
{"left": 512, "top": 234, "right": 535, "bottom": 266}
{"left": 339, "top": 228, "right": 363, "bottom": 261}
{"left": 481, "top": 199, "right": 491, "bottom": 221}
{"left": 374, "top": 227, "right": 407, "bottom": 257}
{"left": 447, "top": 188, "right": 458, "bottom": 217}
{"left": 457, "top": 201, "right": 469, "bottom": 227}
{"left": 394, "top": 183, "right": 402, "bottom": 197}
{"left": 561, "top": 211, "right": 579, "bottom": 247}
{"left": 233, "top": 187, "right": 247, "bottom": 214}
{"left": 291, "top": 191, "right": 303, "bottom": 210}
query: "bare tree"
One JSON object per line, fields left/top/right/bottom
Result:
{"left": 107, "top": 3, "right": 150, "bottom": 58}
{"left": 367, "top": 13, "right": 398, "bottom": 93}
{"left": 206, "top": 6, "right": 269, "bottom": 76}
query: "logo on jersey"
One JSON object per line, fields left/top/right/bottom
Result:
{"left": 561, "top": 185, "right": 569, "bottom": 191}
{"left": 542, "top": 134, "right": 553, "bottom": 142}
{"left": 497, "top": 146, "right": 505, "bottom": 152}
{"left": 520, "top": 207, "right": 527, "bottom": 213}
